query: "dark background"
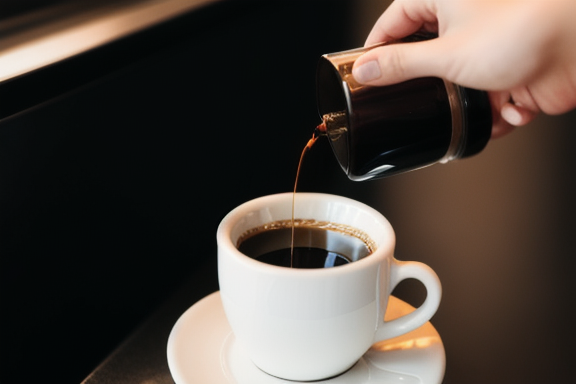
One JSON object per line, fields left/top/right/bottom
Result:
{"left": 0, "top": 1, "right": 364, "bottom": 382}
{"left": 1, "top": 1, "right": 574, "bottom": 383}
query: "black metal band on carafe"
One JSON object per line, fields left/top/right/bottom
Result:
{"left": 316, "top": 34, "right": 492, "bottom": 181}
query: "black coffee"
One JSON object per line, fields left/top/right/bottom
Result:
{"left": 237, "top": 219, "right": 375, "bottom": 269}
{"left": 251, "top": 246, "right": 350, "bottom": 268}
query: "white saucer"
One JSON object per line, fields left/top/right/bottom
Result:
{"left": 167, "top": 291, "right": 445, "bottom": 384}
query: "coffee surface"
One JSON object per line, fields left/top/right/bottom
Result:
{"left": 250, "top": 246, "right": 351, "bottom": 268}
{"left": 237, "top": 219, "right": 375, "bottom": 269}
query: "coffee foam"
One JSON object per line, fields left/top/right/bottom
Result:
{"left": 236, "top": 219, "right": 376, "bottom": 254}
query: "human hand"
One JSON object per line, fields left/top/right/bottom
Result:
{"left": 352, "top": 0, "right": 576, "bottom": 138}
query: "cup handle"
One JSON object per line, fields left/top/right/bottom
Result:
{"left": 375, "top": 259, "right": 442, "bottom": 341}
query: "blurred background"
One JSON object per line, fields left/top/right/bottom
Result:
{"left": 1, "top": 1, "right": 574, "bottom": 383}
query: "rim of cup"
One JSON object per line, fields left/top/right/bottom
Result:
{"left": 217, "top": 192, "right": 396, "bottom": 276}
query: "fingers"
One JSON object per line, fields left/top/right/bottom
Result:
{"left": 489, "top": 91, "right": 539, "bottom": 139}
{"left": 501, "top": 103, "right": 537, "bottom": 127}
{"left": 365, "top": 0, "right": 438, "bottom": 46}
{"left": 492, "top": 103, "right": 536, "bottom": 139}
{"left": 356, "top": 0, "right": 450, "bottom": 86}
{"left": 501, "top": 88, "right": 539, "bottom": 127}
{"left": 352, "top": 39, "right": 447, "bottom": 86}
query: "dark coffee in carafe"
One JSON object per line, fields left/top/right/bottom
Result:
{"left": 316, "top": 33, "right": 492, "bottom": 181}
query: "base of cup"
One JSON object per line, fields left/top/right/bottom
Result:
{"left": 254, "top": 359, "right": 359, "bottom": 382}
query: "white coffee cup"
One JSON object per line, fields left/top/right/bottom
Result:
{"left": 217, "top": 192, "right": 442, "bottom": 381}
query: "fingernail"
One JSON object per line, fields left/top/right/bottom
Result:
{"left": 352, "top": 60, "right": 381, "bottom": 83}
{"left": 501, "top": 104, "right": 523, "bottom": 126}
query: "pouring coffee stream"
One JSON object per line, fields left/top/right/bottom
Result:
{"left": 290, "top": 127, "right": 324, "bottom": 266}
{"left": 289, "top": 34, "right": 493, "bottom": 266}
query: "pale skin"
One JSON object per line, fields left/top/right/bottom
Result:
{"left": 352, "top": 0, "right": 576, "bottom": 138}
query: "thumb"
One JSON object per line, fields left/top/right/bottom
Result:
{"left": 352, "top": 39, "right": 449, "bottom": 86}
